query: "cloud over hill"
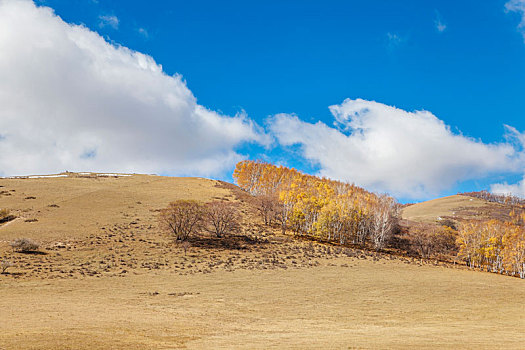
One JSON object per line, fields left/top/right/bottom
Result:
{"left": 270, "top": 99, "right": 525, "bottom": 199}
{"left": 0, "top": 0, "right": 266, "bottom": 177}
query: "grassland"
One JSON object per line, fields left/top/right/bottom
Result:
{"left": 0, "top": 174, "right": 523, "bottom": 349}
{"left": 401, "top": 194, "right": 512, "bottom": 224}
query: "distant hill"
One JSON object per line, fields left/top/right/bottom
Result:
{"left": 401, "top": 194, "right": 514, "bottom": 225}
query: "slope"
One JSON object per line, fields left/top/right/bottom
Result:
{"left": 401, "top": 194, "right": 512, "bottom": 225}
{"left": 0, "top": 174, "right": 524, "bottom": 349}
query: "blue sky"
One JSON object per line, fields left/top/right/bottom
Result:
{"left": 1, "top": 0, "right": 525, "bottom": 201}
{"left": 39, "top": 0, "right": 525, "bottom": 133}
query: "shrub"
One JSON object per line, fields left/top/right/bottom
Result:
{"left": 438, "top": 218, "right": 457, "bottom": 231}
{"left": 406, "top": 223, "right": 457, "bottom": 259}
{"left": 10, "top": 238, "right": 40, "bottom": 253}
{"left": 1, "top": 260, "right": 13, "bottom": 274}
{"left": 159, "top": 200, "right": 206, "bottom": 241}
{"left": 205, "top": 201, "right": 241, "bottom": 237}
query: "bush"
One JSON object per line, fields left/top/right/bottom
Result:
{"left": 438, "top": 218, "right": 457, "bottom": 231}
{"left": 10, "top": 238, "right": 40, "bottom": 252}
{"left": 1, "top": 259, "right": 13, "bottom": 274}
{"left": 159, "top": 200, "right": 206, "bottom": 241}
{"left": 406, "top": 223, "right": 457, "bottom": 259}
{"left": 205, "top": 201, "right": 241, "bottom": 237}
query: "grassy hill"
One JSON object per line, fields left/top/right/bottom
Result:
{"left": 0, "top": 173, "right": 233, "bottom": 241}
{"left": 401, "top": 194, "right": 513, "bottom": 225}
{"left": 0, "top": 174, "right": 524, "bottom": 349}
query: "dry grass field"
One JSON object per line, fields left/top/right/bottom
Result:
{"left": 1, "top": 174, "right": 524, "bottom": 349}
{"left": 401, "top": 194, "right": 512, "bottom": 224}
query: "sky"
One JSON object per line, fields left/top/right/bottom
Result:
{"left": 0, "top": 0, "right": 524, "bottom": 202}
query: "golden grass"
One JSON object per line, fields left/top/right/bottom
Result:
{"left": 0, "top": 261, "right": 523, "bottom": 349}
{"left": 401, "top": 194, "right": 507, "bottom": 224}
{"left": 0, "top": 175, "right": 523, "bottom": 349}
{"left": 0, "top": 174, "right": 231, "bottom": 241}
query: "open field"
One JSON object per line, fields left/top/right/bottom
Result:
{"left": 0, "top": 175, "right": 524, "bottom": 349}
{"left": 1, "top": 260, "right": 524, "bottom": 349}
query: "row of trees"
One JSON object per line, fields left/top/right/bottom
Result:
{"left": 159, "top": 160, "right": 524, "bottom": 278}
{"left": 461, "top": 190, "right": 525, "bottom": 207}
{"left": 456, "top": 210, "right": 525, "bottom": 278}
{"left": 233, "top": 160, "right": 399, "bottom": 250}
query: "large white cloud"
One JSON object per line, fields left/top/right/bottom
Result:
{"left": 0, "top": 0, "right": 267, "bottom": 177}
{"left": 270, "top": 99, "right": 525, "bottom": 199}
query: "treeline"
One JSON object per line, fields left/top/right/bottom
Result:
{"left": 456, "top": 211, "right": 525, "bottom": 278}
{"left": 233, "top": 160, "right": 525, "bottom": 278}
{"left": 233, "top": 160, "right": 399, "bottom": 250}
{"left": 461, "top": 190, "right": 525, "bottom": 207}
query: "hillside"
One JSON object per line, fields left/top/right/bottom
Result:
{"left": 401, "top": 194, "right": 513, "bottom": 225}
{"left": 0, "top": 173, "right": 233, "bottom": 241}
{"left": 0, "top": 174, "right": 524, "bottom": 349}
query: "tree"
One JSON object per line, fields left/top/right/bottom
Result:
{"left": 407, "top": 223, "right": 457, "bottom": 259}
{"left": 232, "top": 160, "right": 400, "bottom": 248}
{"left": 370, "top": 194, "right": 399, "bottom": 250}
{"left": 257, "top": 194, "right": 279, "bottom": 226}
{"left": 159, "top": 200, "right": 205, "bottom": 241}
{"left": 205, "top": 201, "right": 241, "bottom": 237}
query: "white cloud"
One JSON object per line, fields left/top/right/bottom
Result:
{"left": 98, "top": 14, "right": 119, "bottom": 30}
{"left": 269, "top": 99, "right": 525, "bottom": 199}
{"left": 0, "top": 0, "right": 267, "bottom": 177}
{"left": 491, "top": 174, "right": 525, "bottom": 198}
{"left": 506, "top": 0, "right": 525, "bottom": 40}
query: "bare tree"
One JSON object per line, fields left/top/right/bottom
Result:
{"left": 257, "top": 194, "right": 279, "bottom": 226}
{"left": 406, "top": 223, "right": 457, "bottom": 259}
{"left": 205, "top": 201, "right": 241, "bottom": 237}
{"left": 371, "top": 195, "right": 399, "bottom": 250}
{"left": 159, "top": 200, "right": 206, "bottom": 242}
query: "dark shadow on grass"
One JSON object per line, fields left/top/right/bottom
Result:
{"left": 188, "top": 234, "right": 268, "bottom": 251}
{"left": 0, "top": 215, "right": 16, "bottom": 224}
{"left": 1, "top": 272, "right": 24, "bottom": 276}
{"left": 15, "top": 250, "right": 48, "bottom": 255}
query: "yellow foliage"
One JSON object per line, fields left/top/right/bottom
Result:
{"left": 233, "top": 160, "right": 398, "bottom": 249}
{"left": 457, "top": 217, "right": 525, "bottom": 277}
